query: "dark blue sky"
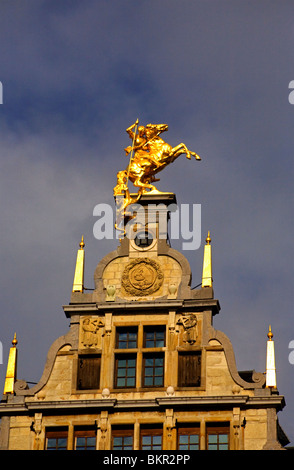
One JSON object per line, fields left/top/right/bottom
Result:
{"left": 0, "top": 0, "right": 294, "bottom": 444}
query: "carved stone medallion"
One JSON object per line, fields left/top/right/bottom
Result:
{"left": 122, "top": 258, "right": 163, "bottom": 296}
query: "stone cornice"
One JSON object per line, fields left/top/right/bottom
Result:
{"left": 0, "top": 394, "right": 285, "bottom": 415}
{"left": 63, "top": 298, "right": 220, "bottom": 316}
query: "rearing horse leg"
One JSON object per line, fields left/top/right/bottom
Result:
{"left": 169, "top": 143, "right": 201, "bottom": 161}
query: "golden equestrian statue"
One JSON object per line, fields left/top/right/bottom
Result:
{"left": 113, "top": 120, "right": 201, "bottom": 231}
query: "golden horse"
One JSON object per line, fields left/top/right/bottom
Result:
{"left": 113, "top": 122, "right": 201, "bottom": 231}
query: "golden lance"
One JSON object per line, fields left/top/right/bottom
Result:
{"left": 126, "top": 118, "right": 139, "bottom": 188}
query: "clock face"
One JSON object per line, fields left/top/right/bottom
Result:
{"left": 134, "top": 231, "right": 153, "bottom": 248}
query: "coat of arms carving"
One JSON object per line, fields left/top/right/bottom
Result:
{"left": 122, "top": 258, "right": 163, "bottom": 296}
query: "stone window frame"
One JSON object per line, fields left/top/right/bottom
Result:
{"left": 206, "top": 422, "right": 230, "bottom": 450}
{"left": 111, "top": 425, "right": 134, "bottom": 450}
{"left": 177, "top": 424, "right": 201, "bottom": 450}
{"left": 140, "top": 425, "right": 163, "bottom": 450}
{"left": 113, "top": 323, "right": 167, "bottom": 390}
{"left": 45, "top": 427, "right": 68, "bottom": 450}
{"left": 74, "top": 425, "right": 97, "bottom": 450}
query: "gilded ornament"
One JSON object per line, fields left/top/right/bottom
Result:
{"left": 114, "top": 120, "right": 201, "bottom": 231}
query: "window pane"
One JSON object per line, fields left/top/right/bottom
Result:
{"left": 112, "top": 430, "right": 133, "bottom": 450}
{"left": 46, "top": 429, "right": 68, "bottom": 450}
{"left": 126, "top": 377, "right": 135, "bottom": 386}
{"left": 144, "top": 327, "right": 165, "bottom": 348}
{"left": 178, "top": 427, "right": 200, "bottom": 450}
{"left": 113, "top": 437, "right": 123, "bottom": 446}
{"left": 86, "top": 437, "right": 96, "bottom": 449}
{"left": 144, "top": 377, "right": 153, "bottom": 386}
{"left": 46, "top": 438, "right": 57, "bottom": 450}
{"left": 155, "top": 357, "right": 163, "bottom": 366}
{"left": 154, "top": 376, "right": 163, "bottom": 386}
{"left": 206, "top": 426, "right": 229, "bottom": 450}
{"left": 153, "top": 436, "right": 162, "bottom": 445}
{"left": 142, "top": 435, "right": 162, "bottom": 450}
{"left": 117, "top": 328, "right": 138, "bottom": 349}
{"left": 115, "top": 355, "right": 136, "bottom": 388}
{"left": 142, "top": 436, "right": 151, "bottom": 445}
{"left": 76, "top": 437, "right": 86, "bottom": 447}
{"left": 219, "top": 444, "right": 228, "bottom": 450}
{"left": 190, "top": 444, "right": 198, "bottom": 450}
{"left": 141, "top": 428, "right": 163, "bottom": 450}
{"left": 145, "top": 357, "right": 154, "bottom": 367}
{"left": 209, "top": 444, "right": 218, "bottom": 450}
{"left": 74, "top": 428, "right": 96, "bottom": 450}
{"left": 75, "top": 436, "right": 96, "bottom": 450}
{"left": 46, "top": 437, "right": 67, "bottom": 450}
{"left": 143, "top": 354, "right": 164, "bottom": 387}
{"left": 124, "top": 436, "right": 133, "bottom": 447}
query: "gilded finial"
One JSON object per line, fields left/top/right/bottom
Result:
{"left": 72, "top": 236, "right": 85, "bottom": 293}
{"left": 266, "top": 324, "right": 276, "bottom": 388}
{"left": 3, "top": 333, "right": 18, "bottom": 394}
{"left": 79, "top": 235, "right": 85, "bottom": 250}
{"left": 202, "top": 230, "right": 213, "bottom": 288}
{"left": 12, "top": 332, "right": 17, "bottom": 347}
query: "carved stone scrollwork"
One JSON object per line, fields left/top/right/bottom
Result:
{"left": 14, "top": 379, "right": 29, "bottom": 393}
{"left": 251, "top": 370, "right": 266, "bottom": 387}
{"left": 122, "top": 258, "right": 164, "bottom": 296}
